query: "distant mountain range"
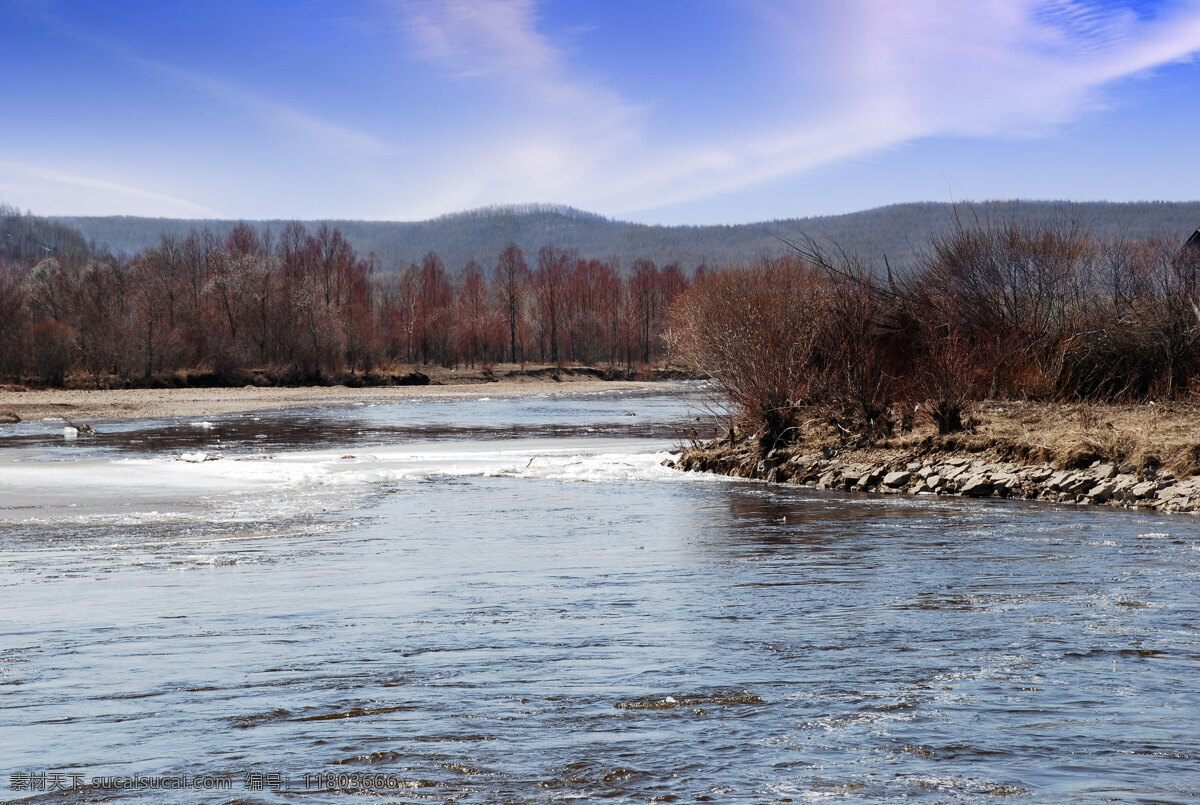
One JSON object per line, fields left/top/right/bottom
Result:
{"left": 51, "top": 200, "right": 1200, "bottom": 273}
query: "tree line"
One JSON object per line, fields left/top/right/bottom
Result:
{"left": 0, "top": 217, "right": 689, "bottom": 386}
{"left": 670, "top": 218, "right": 1200, "bottom": 450}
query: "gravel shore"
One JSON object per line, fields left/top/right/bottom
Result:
{"left": 0, "top": 378, "right": 667, "bottom": 422}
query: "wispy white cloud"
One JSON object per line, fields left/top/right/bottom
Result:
{"left": 15, "top": 0, "right": 1197, "bottom": 220}
{"left": 135, "top": 58, "right": 391, "bottom": 157}
{"left": 0, "top": 162, "right": 223, "bottom": 217}
{"left": 28, "top": 6, "right": 389, "bottom": 158}
{"left": 604, "top": 0, "right": 1200, "bottom": 215}
{"left": 387, "top": 0, "right": 643, "bottom": 218}
{"left": 403, "top": 0, "right": 557, "bottom": 78}
{"left": 391, "top": 0, "right": 1200, "bottom": 219}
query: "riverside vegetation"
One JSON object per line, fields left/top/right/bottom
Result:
{"left": 666, "top": 217, "right": 1200, "bottom": 513}
{"left": 0, "top": 206, "right": 687, "bottom": 387}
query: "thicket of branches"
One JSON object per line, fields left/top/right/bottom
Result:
{"left": 0, "top": 218, "right": 688, "bottom": 386}
{"left": 670, "top": 219, "right": 1200, "bottom": 448}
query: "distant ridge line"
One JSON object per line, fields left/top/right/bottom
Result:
{"left": 49, "top": 199, "right": 1200, "bottom": 273}
{"left": 432, "top": 204, "right": 614, "bottom": 223}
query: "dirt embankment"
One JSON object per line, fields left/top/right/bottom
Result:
{"left": 667, "top": 401, "right": 1200, "bottom": 514}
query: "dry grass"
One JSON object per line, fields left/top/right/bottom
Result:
{"left": 777, "top": 400, "right": 1200, "bottom": 478}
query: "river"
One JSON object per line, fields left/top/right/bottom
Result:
{"left": 2, "top": 386, "right": 1198, "bottom": 802}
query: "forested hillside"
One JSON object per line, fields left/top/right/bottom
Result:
{"left": 55, "top": 201, "right": 1200, "bottom": 274}
{"left": 1, "top": 204, "right": 91, "bottom": 262}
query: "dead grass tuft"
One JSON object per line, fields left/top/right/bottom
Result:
{"left": 766, "top": 399, "right": 1200, "bottom": 478}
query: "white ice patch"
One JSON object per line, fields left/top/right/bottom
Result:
{"left": 0, "top": 437, "right": 692, "bottom": 529}
{"left": 179, "top": 451, "right": 220, "bottom": 462}
{"left": 201, "top": 439, "right": 689, "bottom": 487}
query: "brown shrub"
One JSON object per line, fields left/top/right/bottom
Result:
{"left": 668, "top": 255, "right": 823, "bottom": 449}
{"left": 814, "top": 273, "right": 898, "bottom": 437}
{"left": 29, "top": 320, "right": 76, "bottom": 387}
{"left": 909, "top": 321, "right": 989, "bottom": 434}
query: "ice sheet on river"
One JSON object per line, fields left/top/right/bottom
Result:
{"left": 0, "top": 438, "right": 684, "bottom": 528}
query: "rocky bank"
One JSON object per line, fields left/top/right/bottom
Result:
{"left": 667, "top": 441, "right": 1200, "bottom": 514}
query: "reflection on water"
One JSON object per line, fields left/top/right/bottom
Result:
{"left": 2, "top": 389, "right": 1199, "bottom": 802}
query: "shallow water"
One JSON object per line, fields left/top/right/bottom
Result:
{"left": 2, "top": 388, "right": 1199, "bottom": 802}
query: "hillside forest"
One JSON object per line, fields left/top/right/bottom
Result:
{"left": 54, "top": 200, "right": 1200, "bottom": 274}
{"left": 1, "top": 206, "right": 686, "bottom": 385}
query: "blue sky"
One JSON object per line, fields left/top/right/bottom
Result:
{"left": 1, "top": 0, "right": 1199, "bottom": 224}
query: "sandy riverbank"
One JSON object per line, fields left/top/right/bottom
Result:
{"left": 0, "top": 377, "right": 673, "bottom": 422}
{"left": 667, "top": 400, "right": 1200, "bottom": 514}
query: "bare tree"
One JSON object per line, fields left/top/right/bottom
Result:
{"left": 535, "top": 245, "right": 572, "bottom": 364}
{"left": 494, "top": 243, "right": 529, "bottom": 363}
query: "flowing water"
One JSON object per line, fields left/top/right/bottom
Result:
{"left": 2, "top": 386, "right": 1198, "bottom": 803}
